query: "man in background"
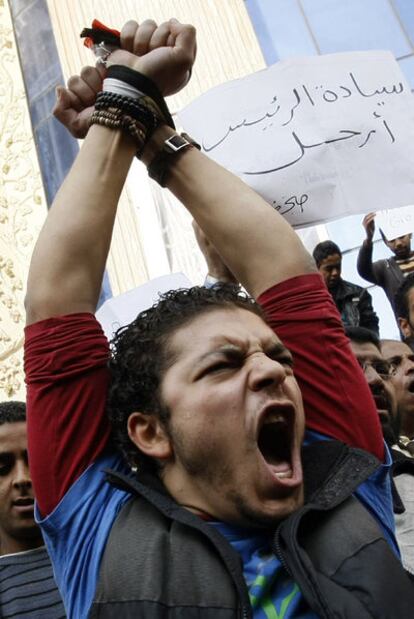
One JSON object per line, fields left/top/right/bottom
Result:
{"left": 0, "top": 401, "right": 65, "bottom": 618}
{"left": 357, "top": 212, "right": 414, "bottom": 324}
{"left": 395, "top": 273, "right": 414, "bottom": 351}
{"left": 313, "top": 240, "right": 379, "bottom": 334}
{"left": 381, "top": 338, "right": 414, "bottom": 456}
{"left": 346, "top": 329, "right": 414, "bottom": 577}
{"left": 346, "top": 327, "right": 398, "bottom": 445}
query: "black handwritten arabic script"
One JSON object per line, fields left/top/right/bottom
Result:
{"left": 202, "top": 71, "right": 403, "bottom": 155}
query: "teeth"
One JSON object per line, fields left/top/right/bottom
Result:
{"left": 263, "top": 414, "right": 287, "bottom": 425}
{"left": 274, "top": 470, "right": 292, "bottom": 479}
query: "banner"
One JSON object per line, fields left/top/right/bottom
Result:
{"left": 178, "top": 51, "right": 414, "bottom": 227}
{"left": 375, "top": 204, "right": 414, "bottom": 241}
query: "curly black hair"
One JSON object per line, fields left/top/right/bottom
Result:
{"left": 107, "top": 284, "right": 264, "bottom": 471}
{"left": 0, "top": 401, "right": 26, "bottom": 425}
{"left": 395, "top": 273, "right": 414, "bottom": 321}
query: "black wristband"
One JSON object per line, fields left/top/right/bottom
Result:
{"left": 106, "top": 65, "right": 175, "bottom": 129}
{"left": 148, "top": 133, "right": 200, "bottom": 186}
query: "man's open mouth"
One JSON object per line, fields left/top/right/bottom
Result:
{"left": 373, "top": 393, "right": 390, "bottom": 414}
{"left": 12, "top": 497, "right": 35, "bottom": 514}
{"left": 256, "top": 403, "right": 300, "bottom": 484}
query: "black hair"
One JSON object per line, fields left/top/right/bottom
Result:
{"left": 395, "top": 273, "right": 414, "bottom": 321}
{"left": 345, "top": 326, "right": 380, "bottom": 350}
{"left": 107, "top": 284, "right": 264, "bottom": 471}
{"left": 312, "top": 240, "right": 342, "bottom": 268}
{"left": 0, "top": 401, "right": 26, "bottom": 425}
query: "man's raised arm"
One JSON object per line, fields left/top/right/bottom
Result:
{"left": 27, "top": 24, "right": 314, "bottom": 322}
{"left": 25, "top": 19, "right": 197, "bottom": 325}
{"left": 357, "top": 212, "right": 383, "bottom": 285}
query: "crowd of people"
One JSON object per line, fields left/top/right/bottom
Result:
{"left": 1, "top": 16, "right": 414, "bottom": 619}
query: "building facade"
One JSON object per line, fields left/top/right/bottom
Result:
{"left": 1, "top": 0, "right": 413, "bottom": 398}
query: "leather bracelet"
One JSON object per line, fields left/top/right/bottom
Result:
{"left": 147, "top": 133, "right": 200, "bottom": 187}
{"left": 106, "top": 65, "right": 175, "bottom": 129}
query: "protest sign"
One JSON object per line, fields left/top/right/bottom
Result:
{"left": 375, "top": 204, "right": 413, "bottom": 241}
{"left": 96, "top": 273, "right": 192, "bottom": 340}
{"left": 178, "top": 51, "right": 414, "bottom": 227}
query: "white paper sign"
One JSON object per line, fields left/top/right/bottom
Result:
{"left": 375, "top": 204, "right": 414, "bottom": 241}
{"left": 96, "top": 273, "right": 192, "bottom": 340}
{"left": 178, "top": 51, "right": 414, "bottom": 227}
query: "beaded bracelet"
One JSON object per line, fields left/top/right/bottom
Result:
{"left": 89, "top": 109, "right": 149, "bottom": 155}
{"left": 94, "top": 91, "right": 168, "bottom": 146}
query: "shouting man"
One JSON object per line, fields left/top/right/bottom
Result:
{"left": 25, "top": 18, "right": 413, "bottom": 619}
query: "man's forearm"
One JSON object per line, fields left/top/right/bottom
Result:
{"left": 144, "top": 127, "right": 315, "bottom": 299}
{"left": 26, "top": 126, "right": 136, "bottom": 324}
{"left": 357, "top": 240, "right": 377, "bottom": 284}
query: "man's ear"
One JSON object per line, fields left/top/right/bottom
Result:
{"left": 398, "top": 317, "right": 411, "bottom": 339}
{"left": 127, "top": 412, "right": 173, "bottom": 462}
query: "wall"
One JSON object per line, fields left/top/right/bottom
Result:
{"left": 0, "top": 0, "right": 47, "bottom": 399}
{"left": 45, "top": 0, "right": 265, "bottom": 290}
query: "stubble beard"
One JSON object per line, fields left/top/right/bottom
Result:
{"left": 169, "top": 426, "right": 303, "bottom": 528}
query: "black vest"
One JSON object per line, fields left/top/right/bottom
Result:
{"left": 89, "top": 441, "right": 414, "bottom": 618}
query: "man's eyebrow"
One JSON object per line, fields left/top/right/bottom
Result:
{"left": 266, "top": 342, "right": 292, "bottom": 357}
{"left": 195, "top": 340, "right": 291, "bottom": 366}
{"left": 195, "top": 344, "right": 244, "bottom": 364}
{"left": 385, "top": 354, "right": 403, "bottom": 365}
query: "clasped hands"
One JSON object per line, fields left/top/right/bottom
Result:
{"left": 54, "top": 18, "right": 196, "bottom": 138}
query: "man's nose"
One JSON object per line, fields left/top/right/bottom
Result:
{"left": 248, "top": 354, "right": 287, "bottom": 391}
{"left": 13, "top": 460, "right": 32, "bottom": 489}
{"left": 404, "top": 359, "right": 414, "bottom": 374}
{"left": 365, "top": 364, "right": 383, "bottom": 388}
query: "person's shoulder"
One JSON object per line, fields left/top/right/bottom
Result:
{"left": 0, "top": 545, "right": 48, "bottom": 566}
{"left": 340, "top": 279, "right": 364, "bottom": 296}
{"left": 259, "top": 272, "right": 324, "bottom": 302}
{"left": 372, "top": 257, "right": 389, "bottom": 269}
{"left": 25, "top": 311, "right": 101, "bottom": 337}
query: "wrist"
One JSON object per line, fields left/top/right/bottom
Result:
{"left": 144, "top": 131, "right": 200, "bottom": 187}
{"left": 140, "top": 125, "right": 176, "bottom": 167}
{"left": 90, "top": 66, "right": 176, "bottom": 157}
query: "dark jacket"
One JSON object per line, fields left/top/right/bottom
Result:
{"left": 89, "top": 441, "right": 414, "bottom": 619}
{"left": 357, "top": 240, "right": 405, "bottom": 317}
{"left": 390, "top": 449, "right": 414, "bottom": 581}
{"left": 331, "top": 278, "right": 379, "bottom": 334}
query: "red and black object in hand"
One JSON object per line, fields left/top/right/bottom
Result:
{"left": 80, "top": 19, "right": 121, "bottom": 48}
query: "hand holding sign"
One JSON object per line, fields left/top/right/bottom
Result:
{"left": 362, "top": 212, "right": 376, "bottom": 242}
